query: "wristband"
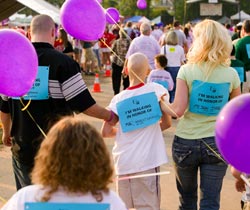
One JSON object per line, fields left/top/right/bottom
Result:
{"left": 106, "top": 111, "right": 115, "bottom": 122}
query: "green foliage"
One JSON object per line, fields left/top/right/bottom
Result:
{"left": 117, "top": 0, "right": 153, "bottom": 18}
{"left": 116, "top": 0, "right": 137, "bottom": 17}
{"left": 14, "top": 0, "right": 250, "bottom": 25}
{"left": 46, "top": 0, "right": 65, "bottom": 7}
{"left": 174, "top": 0, "right": 184, "bottom": 23}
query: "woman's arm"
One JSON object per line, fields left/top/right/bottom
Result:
{"left": 229, "top": 86, "right": 241, "bottom": 99}
{"left": 159, "top": 103, "right": 172, "bottom": 131}
{"left": 231, "top": 166, "right": 246, "bottom": 192}
{"left": 0, "top": 111, "right": 12, "bottom": 146}
{"left": 161, "top": 78, "right": 188, "bottom": 118}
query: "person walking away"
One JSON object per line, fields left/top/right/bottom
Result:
{"left": 99, "top": 25, "right": 116, "bottom": 71}
{"left": 162, "top": 19, "right": 241, "bottom": 210}
{"left": 124, "top": 22, "right": 161, "bottom": 71}
{"left": 161, "top": 30, "right": 186, "bottom": 102}
{"left": 231, "top": 45, "right": 246, "bottom": 92}
{"left": 102, "top": 53, "right": 171, "bottom": 210}
{"left": 0, "top": 14, "right": 118, "bottom": 191}
{"left": 147, "top": 54, "right": 174, "bottom": 92}
{"left": 1, "top": 115, "right": 127, "bottom": 210}
{"left": 235, "top": 20, "right": 250, "bottom": 93}
{"left": 58, "top": 28, "right": 74, "bottom": 58}
{"left": 111, "top": 29, "right": 131, "bottom": 95}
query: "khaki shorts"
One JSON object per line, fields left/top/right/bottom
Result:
{"left": 117, "top": 167, "right": 161, "bottom": 210}
{"left": 243, "top": 201, "right": 250, "bottom": 210}
{"left": 243, "top": 71, "right": 250, "bottom": 93}
{"left": 83, "top": 48, "right": 97, "bottom": 63}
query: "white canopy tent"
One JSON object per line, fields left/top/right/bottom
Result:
{"left": 16, "top": 0, "right": 60, "bottom": 24}
{"left": 187, "top": 0, "right": 238, "bottom": 3}
{"left": 0, "top": 0, "right": 60, "bottom": 24}
{"left": 151, "top": 16, "right": 161, "bottom": 24}
{"left": 138, "top": 16, "right": 151, "bottom": 23}
{"left": 8, "top": 13, "right": 33, "bottom": 26}
{"left": 231, "top": 10, "right": 250, "bottom": 21}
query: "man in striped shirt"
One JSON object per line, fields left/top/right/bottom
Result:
{"left": 0, "top": 15, "right": 116, "bottom": 190}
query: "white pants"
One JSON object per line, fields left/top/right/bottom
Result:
{"left": 117, "top": 167, "right": 161, "bottom": 210}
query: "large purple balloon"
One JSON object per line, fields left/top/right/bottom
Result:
{"left": 106, "top": 7, "right": 120, "bottom": 24}
{"left": 137, "top": 0, "right": 147, "bottom": 10}
{"left": 60, "top": 0, "right": 106, "bottom": 41}
{"left": 215, "top": 93, "right": 250, "bottom": 173}
{"left": 0, "top": 29, "right": 38, "bottom": 97}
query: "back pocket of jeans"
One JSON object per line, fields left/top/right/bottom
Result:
{"left": 172, "top": 140, "right": 192, "bottom": 165}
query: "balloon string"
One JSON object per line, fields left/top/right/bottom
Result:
{"left": 0, "top": 195, "right": 6, "bottom": 204}
{"left": 115, "top": 171, "right": 170, "bottom": 181}
{"left": 240, "top": 174, "right": 250, "bottom": 188}
{"left": 201, "top": 139, "right": 227, "bottom": 164}
{"left": 129, "top": 68, "right": 179, "bottom": 118}
{"left": 94, "top": 0, "right": 132, "bottom": 41}
{"left": 114, "top": 171, "right": 170, "bottom": 194}
{"left": 21, "top": 99, "right": 31, "bottom": 111}
{"left": 20, "top": 99, "right": 47, "bottom": 138}
{"left": 99, "top": 39, "right": 124, "bottom": 64}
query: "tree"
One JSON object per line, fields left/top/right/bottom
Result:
{"left": 18, "top": 0, "right": 250, "bottom": 25}
{"left": 46, "top": 0, "right": 65, "bottom": 7}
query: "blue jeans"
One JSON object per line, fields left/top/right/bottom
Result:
{"left": 172, "top": 136, "right": 228, "bottom": 210}
{"left": 165, "top": 66, "right": 180, "bottom": 103}
{"left": 12, "top": 157, "right": 32, "bottom": 190}
{"left": 93, "top": 48, "right": 101, "bottom": 68}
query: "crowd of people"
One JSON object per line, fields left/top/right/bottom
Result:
{"left": 0, "top": 13, "right": 250, "bottom": 210}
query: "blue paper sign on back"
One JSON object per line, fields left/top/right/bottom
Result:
{"left": 233, "top": 67, "right": 244, "bottom": 82}
{"left": 189, "top": 80, "right": 230, "bottom": 116}
{"left": 116, "top": 92, "right": 162, "bottom": 133}
{"left": 24, "top": 202, "right": 110, "bottom": 210}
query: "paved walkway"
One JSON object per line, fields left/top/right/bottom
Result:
{"left": 0, "top": 73, "right": 242, "bottom": 209}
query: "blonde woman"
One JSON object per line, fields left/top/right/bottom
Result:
{"left": 161, "top": 30, "right": 186, "bottom": 102}
{"left": 164, "top": 19, "right": 241, "bottom": 210}
{"left": 1, "top": 115, "right": 127, "bottom": 210}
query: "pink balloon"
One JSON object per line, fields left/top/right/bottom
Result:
{"left": 215, "top": 93, "right": 250, "bottom": 173}
{"left": 0, "top": 29, "right": 38, "bottom": 97}
{"left": 137, "top": 0, "right": 147, "bottom": 10}
{"left": 106, "top": 7, "right": 120, "bottom": 24}
{"left": 60, "top": 0, "right": 106, "bottom": 41}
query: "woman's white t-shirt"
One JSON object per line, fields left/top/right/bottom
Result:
{"left": 161, "top": 45, "right": 186, "bottom": 67}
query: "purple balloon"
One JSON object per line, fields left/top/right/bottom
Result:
{"left": 0, "top": 29, "right": 38, "bottom": 97}
{"left": 106, "top": 7, "right": 120, "bottom": 24}
{"left": 215, "top": 93, "right": 250, "bottom": 173}
{"left": 137, "top": 0, "right": 147, "bottom": 10}
{"left": 60, "top": 0, "right": 106, "bottom": 41}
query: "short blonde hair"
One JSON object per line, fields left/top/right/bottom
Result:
{"left": 187, "top": 19, "right": 232, "bottom": 78}
{"left": 31, "top": 114, "right": 113, "bottom": 202}
{"left": 165, "top": 30, "right": 178, "bottom": 45}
